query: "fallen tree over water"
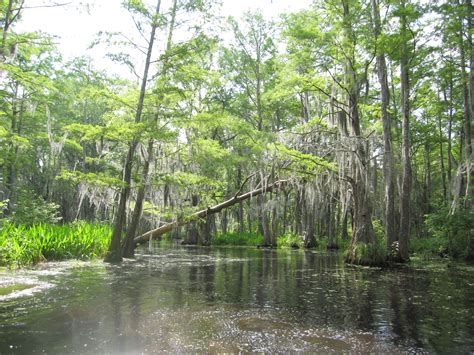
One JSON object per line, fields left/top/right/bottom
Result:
{"left": 133, "top": 179, "right": 289, "bottom": 246}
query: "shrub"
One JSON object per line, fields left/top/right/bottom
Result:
{"left": 372, "top": 219, "right": 385, "bottom": 244}
{"left": 277, "top": 233, "right": 304, "bottom": 249}
{"left": 9, "top": 189, "right": 62, "bottom": 226}
{"left": 211, "top": 232, "right": 263, "bottom": 246}
{"left": 424, "top": 206, "right": 473, "bottom": 259}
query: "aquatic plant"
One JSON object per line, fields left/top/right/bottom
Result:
{"left": 0, "top": 222, "right": 112, "bottom": 268}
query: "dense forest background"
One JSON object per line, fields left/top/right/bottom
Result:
{"left": 0, "top": 0, "right": 472, "bottom": 265}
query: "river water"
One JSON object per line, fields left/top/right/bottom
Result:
{"left": 0, "top": 245, "right": 473, "bottom": 353}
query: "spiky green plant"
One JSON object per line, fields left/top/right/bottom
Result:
{"left": 0, "top": 222, "right": 112, "bottom": 268}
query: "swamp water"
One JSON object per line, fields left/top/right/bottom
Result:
{"left": 0, "top": 246, "right": 473, "bottom": 353}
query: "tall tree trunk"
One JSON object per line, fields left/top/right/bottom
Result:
{"left": 423, "top": 140, "right": 431, "bottom": 215}
{"left": 282, "top": 189, "right": 289, "bottom": 235}
{"left": 446, "top": 80, "right": 454, "bottom": 194}
{"left": 1, "top": 0, "right": 14, "bottom": 53}
{"left": 461, "top": 0, "right": 473, "bottom": 206}
{"left": 464, "top": 0, "right": 474, "bottom": 259}
{"left": 247, "top": 199, "right": 253, "bottom": 233}
{"left": 294, "top": 186, "right": 304, "bottom": 235}
{"left": 270, "top": 196, "right": 278, "bottom": 246}
{"left": 122, "top": 139, "right": 154, "bottom": 257}
{"left": 104, "top": 0, "right": 162, "bottom": 263}
{"left": 122, "top": 0, "right": 177, "bottom": 258}
{"left": 467, "top": 0, "right": 473, "bottom": 145}
{"left": 341, "top": 203, "right": 349, "bottom": 240}
{"left": 304, "top": 193, "right": 317, "bottom": 248}
{"left": 341, "top": 0, "right": 376, "bottom": 264}
{"left": 260, "top": 194, "right": 271, "bottom": 247}
{"left": 438, "top": 92, "right": 447, "bottom": 202}
{"left": 372, "top": 0, "right": 396, "bottom": 253}
{"left": 256, "top": 42, "right": 263, "bottom": 131}
{"left": 5, "top": 82, "right": 21, "bottom": 213}
{"left": 451, "top": 2, "right": 473, "bottom": 213}
{"left": 398, "top": 2, "right": 412, "bottom": 262}
{"left": 221, "top": 209, "right": 228, "bottom": 234}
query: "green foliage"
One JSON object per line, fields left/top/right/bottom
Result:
{"left": 410, "top": 236, "right": 447, "bottom": 260}
{"left": 57, "top": 171, "right": 124, "bottom": 188}
{"left": 211, "top": 232, "right": 263, "bottom": 246}
{"left": 277, "top": 232, "right": 304, "bottom": 249}
{"left": 335, "top": 237, "right": 351, "bottom": 252}
{"left": 0, "top": 222, "right": 112, "bottom": 268}
{"left": 372, "top": 219, "right": 385, "bottom": 244}
{"left": 316, "top": 238, "right": 328, "bottom": 251}
{"left": 424, "top": 207, "right": 474, "bottom": 259}
{"left": 0, "top": 200, "right": 7, "bottom": 219}
{"left": 274, "top": 143, "right": 336, "bottom": 176}
{"left": 10, "top": 189, "right": 62, "bottom": 226}
{"left": 123, "top": 0, "right": 150, "bottom": 17}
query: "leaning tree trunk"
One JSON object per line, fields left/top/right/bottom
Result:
{"left": 104, "top": 0, "right": 162, "bottom": 263}
{"left": 134, "top": 180, "right": 288, "bottom": 245}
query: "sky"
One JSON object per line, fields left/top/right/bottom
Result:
{"left": 17, "top": 0, "right": 312, "bottom": 78}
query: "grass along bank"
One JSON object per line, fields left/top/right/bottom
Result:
{"left": 0, "top": 222, "right": 112, "bottom": 268}
{"left": 198, "top": 231, "right": 351, "bottom": 251}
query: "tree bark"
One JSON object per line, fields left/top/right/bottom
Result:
{"left": 372, "top": 0, "right": 396, "bottom": 253}
{"left": 341, "top": 0, "right": 376, "bottom": 264}
{"left": 398, "top": 1, "right": 412, "bottom": 262}
{"left": 1, "top": 0, "right": 14, "bottom": 54}
{"left": 446, "top": 80, "right": 454, "bottom": 194}
{"left": 122, "top": 139, "right": 154, "bottom": 257}
{"left": 461, "top": 0, "right": 473, "bottom": 206}
{"left": 304, "top": 196, "right": 317, "bottom": 248}
{"left": 438, "top": 92, "right": 447, "bottom": 201}
{"left": 105, "top": 0, "right": 162, "bottom": 263}
{"left": 122, "top": 0, "right": 177, "bottom": 258}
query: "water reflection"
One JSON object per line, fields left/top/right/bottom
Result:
{"left": 0, "top": 246, "right": 473, "bottom": 353}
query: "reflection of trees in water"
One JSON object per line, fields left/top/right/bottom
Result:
{"left": 389, "top": 276, "right": 422, "bottom": 348}
{"left": 188, "top": 264, "right": 198, "bottom": 293}
{"left": 203, "top": 264, "right": 215, "bottom": 302}
{"left": 107, "top": 265, "right": 140, "bottom": 352}
{"left": 102, "top": 250, "right": 474, "bottom": 353}
{"left": 463, "top": 276, "right": 474, "bottom": 348}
